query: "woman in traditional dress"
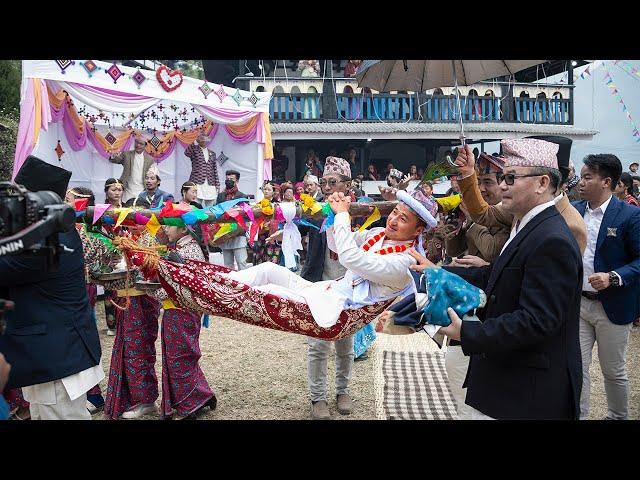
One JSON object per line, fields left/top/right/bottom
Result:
{"left": 154, "top": 225, "right": 217, "bottom": 419}
{"left": 102, "top": 179, "right": 125, "bottom": 336}
{"left": 253, "top": 182, "right": 281, "bottom": 265}
{"left": 103, "top": 220, "right": 162, "bottom": 420}
{"left": 178, "top": 181, "right": 203, "bottom": 210}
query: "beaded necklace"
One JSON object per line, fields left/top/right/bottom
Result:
{"left": 361, "top": 232, "right": 413, "bottom": 255}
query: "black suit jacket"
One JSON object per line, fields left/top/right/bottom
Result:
{"left": 0, "top": 230, "right": 102, "bottom": 389}
{"left": 300, "top": 219, "right": 326, "bottom": 282}
{"left": 443, "top": 205, "right": 583, "bottom": 419}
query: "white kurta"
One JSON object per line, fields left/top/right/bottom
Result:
{"left": 229, "top": 212, "right": 417, "bottom": 328}
{"left": 197, "top": 147, "right": 218, "bottom": 201}
{"left": 22, "top": 364, "right": 105, "bottom": 404}
{"left": 124, "top": 152, "right": 146, "bottom": 202}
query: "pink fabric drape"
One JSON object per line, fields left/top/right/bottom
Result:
{"left": 12, "top": 78, "right": 51, "bottom": 179}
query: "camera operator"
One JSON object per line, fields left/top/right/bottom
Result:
{"left": 0, "top": 157, "right": 103, "bottom": 420}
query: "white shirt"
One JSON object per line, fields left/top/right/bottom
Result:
{"left": 22, "top": 364, "right": 105, "bottom": 404}
{"left": 124, "top": 152, "right": 145, "bottom": 202}
{"left": 197, "top": 147, "right": 217, "bottom": 200}
{"left": 299, "top": 212, "right": 415, "bottom": 327}
{"left": 500, "top": 199, "right": 557, "bottom": 255}
{"left": 582, "top": 195, "right": 621, "bottom": 291}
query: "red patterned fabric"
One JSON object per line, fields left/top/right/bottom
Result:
{"left": 160, "top": 309, "right": 215, "bottom": 418}
{"left": 104, "top": 295, "right": 160, "bottom": 420}
{"left": 157, "top": 260, "right": 394, "bottom": 341}
{"left": 3, "top": 387, "right": 29, "bottom": 411}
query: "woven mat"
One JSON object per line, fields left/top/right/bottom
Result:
{"left": 373, "top": 333, "right": 458, "bottom": 420}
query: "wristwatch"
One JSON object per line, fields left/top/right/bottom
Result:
{"left": 609, "top": 271, "right": 620, "bottom": 287}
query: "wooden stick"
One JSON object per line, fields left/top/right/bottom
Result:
{"left": 81, "top": 201, "right": 398, "bottom": 225}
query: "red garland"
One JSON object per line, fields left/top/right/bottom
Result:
{"left": 156, "top": 65, "right": 184, "bottom": 92}
{"left": 360, "top": 232, "right": 412, "bottom": 255}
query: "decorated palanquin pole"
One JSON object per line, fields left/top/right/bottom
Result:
{"left": 72, "top": 194, "right": 398, "bottom": 340}
{"left": 74, "top": 159, "right": 461, "bottom": 341}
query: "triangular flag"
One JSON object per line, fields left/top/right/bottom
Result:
{"left": 248, "top": 217, "right": 264, "bottom": 248}
{"left": 145, "top": 214, "right": 161, "bottom": 236}
{"left": 134, "top": 212, "right": 150, "bottom": 225}
{"left": 92, "top": 203, "right": 111, "bottom": 224}
{"left": 240, "top": 202, "right": 255, "bottom": 223}
{"left": 74, "top": 198, "right": 89, "bottom": 212}
{"left": 114, "top": 208, "right": 133, "bottom": 228}
{"left": 213, "top": 222, "right": 234, "bottom": 240}
{"left": 225, "top": 209, "right": 246, "bottom": 231}
{"left": 358, "top": 207, "right": 381, "bottom": 232}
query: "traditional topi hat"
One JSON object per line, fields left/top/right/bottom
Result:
{"left": 396, "top": 188, "right": 438, "bottom": 229}
{"left": 323, "top": 156, "right": 351, "bottom": 178}
{"left": 500, "top": 138, "right": 559, "bottom": 169}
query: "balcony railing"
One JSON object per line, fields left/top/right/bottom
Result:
{"left": 268, "top": 92, "right": 572, "bottom": 125}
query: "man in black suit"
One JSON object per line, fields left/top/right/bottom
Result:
{"left": 0, "top": 157, "right": 103, "bottom": 420}
{"left": 414, "top": 139, "right": 583, "bottom": 419}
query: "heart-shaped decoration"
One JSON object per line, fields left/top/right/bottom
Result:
{"left": 156, "top": 65, "right": 184, "bottom": 92}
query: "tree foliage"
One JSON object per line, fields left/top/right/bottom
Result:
{"left": 0, "top": 60, "right": 20, "bottom": 180}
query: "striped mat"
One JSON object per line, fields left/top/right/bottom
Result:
{"left": 373, "top": 333, "right": 458, "bottom": 420}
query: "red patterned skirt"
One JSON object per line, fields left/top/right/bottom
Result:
{"left": 104, "top": 295, "right": 160, "bottom": 420}
{"left": 160, "top": 309, "right": 215, "bottom": 418}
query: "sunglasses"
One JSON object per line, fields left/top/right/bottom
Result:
{"left": 319, "top": 179, "right": 348, "bottom": 187}
{"left": 497, "top": 173, "right": 543, "bottom": 186}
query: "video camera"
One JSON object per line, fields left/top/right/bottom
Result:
{"left": 0, "top": 181, "right": 75, "bottom": 265}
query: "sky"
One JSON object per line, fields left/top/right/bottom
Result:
{"left": 481, "top": 61, "right": 640, "bottom": 171}
{"left": 549, "top": 60, "right": 640, "bottom": 171}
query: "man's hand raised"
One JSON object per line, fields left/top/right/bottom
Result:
{"left": 454, "top": 144, "right": 476, "bottom": 178}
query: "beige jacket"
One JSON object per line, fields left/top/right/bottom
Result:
{"left": 459, "top": 172, "right": 587, "bottom": 255}
{"left": 109, "top": 150, "right": 156, "bottom": 191}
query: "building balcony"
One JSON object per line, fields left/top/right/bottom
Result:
{"left": 237, "top": 77, "right": 574, "bottom": 126}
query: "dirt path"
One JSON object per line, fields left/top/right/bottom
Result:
{"left": 94, "top": 302, "right": 639, "bottom": 420}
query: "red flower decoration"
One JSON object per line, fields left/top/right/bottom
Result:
{"left": 156, "top": 65, "right": 184, "bottom": 92}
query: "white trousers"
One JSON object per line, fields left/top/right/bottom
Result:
{"left": 228, "top": 261, "right": 311, "bottom": 303}
{"left": 29, "top": 380, "right": 91, "bottom": 420}
{"left": 444, "top": 344, "right": 472, "bottom": 420}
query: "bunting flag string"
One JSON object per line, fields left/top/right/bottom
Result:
{"left": 613, "top": 60, "right": 640, "bottom": 82}
{"left": 602, "top": 67, "right": 640, "bottom": 143}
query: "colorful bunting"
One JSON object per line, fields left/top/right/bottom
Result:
{"left": 114, "top": 207, "right": 133, "bottom": 228}
{"left": 145, "top": 214, "right": 161, "bottom": 236}
{"left": 134, "top": 212, "right": 151, "bottom": 225}
{"left": 358, "top": 207, "right": 381, "bottom": 232}
{"left": 74, "top": 198, "right": 89, "bottom": 212}
{"left": 213, "top": 222, "right": 237, "bottom": 241}
{"left": 602, "top": 67, "right": 640, "bottom": 144}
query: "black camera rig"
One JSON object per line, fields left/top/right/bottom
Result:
{"left": 0, "top": 182, "right": 75, "bottom": 267}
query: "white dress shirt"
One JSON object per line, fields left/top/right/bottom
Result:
{"left": 22, "top": 364, "right": 105, "bottom": 404}
{"left": 582, "top": 195, "right": 621, "bottom": 291}
{"left": 197, "top": 147, "right": 217, "bottom": 201}
{"left": 499, "top": 199, "right": 557, "bottom": 255}
{"left": 124, "top": 152, "right": 145, "bottom": 201}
